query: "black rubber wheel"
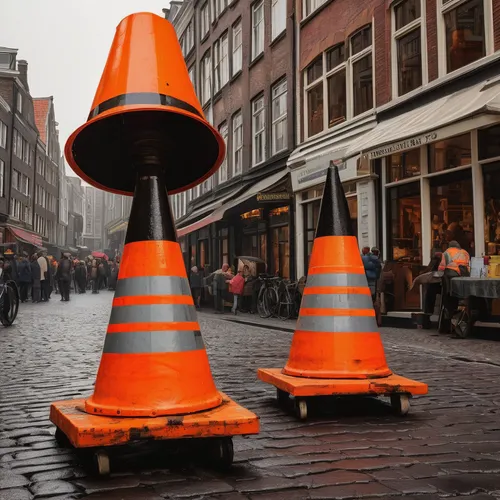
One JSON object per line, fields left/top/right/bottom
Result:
{"left": 276, "top": 388, "right": 289, "bottom": 406}
{"left": 1, "top": 281, "right": 19, "bottom": 326}
{"left": 210, "top": 437, "right": 234, "bottom": 470}
{"left": 54, "top": 428, "right": 72, "bottom": 448}
{"left": 93, "top": 449, "right": 111, "bottom": 476}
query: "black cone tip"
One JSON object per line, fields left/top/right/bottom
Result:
{"left": 315, "top": 164, "right": 354, "bottom": 238}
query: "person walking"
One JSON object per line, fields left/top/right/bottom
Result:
{"left": 210, "top": 264, "right": 231, "bottom": 313}
{"left": 56, "top": 254, "right": 72, "bottom": 301}
{"left": 37, "top": 251, "right": 49, "bottom": 301}
{"left": 18, "top": 256, "right": 32, "bottom": 303}
{"left": 30, "top": 254, "right": 41, "bottom": 303}
{"left": 228, "top": 268, "right": 245, "bottom": 315}
{"left": 91, "top": 260, "right": 99, "bottom": 294}
{"left": 108, "top": 260, "right": 119, "bottom": 291}
{"left": 189, "top": 266, "right": 203, "bottom": 309}
{"left": 361, "top": 246, "right": 382, "bottom": 300}
{"left": 75, "top": 261, "right": 87, "bottom": 293}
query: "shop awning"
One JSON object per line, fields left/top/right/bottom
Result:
{"left": 176, "top": 170, "right": 289, "bottom": 238}
{"left": 345, "top": 78, "right": 500, "bottom": 160}
{"left": 7, "top": 225, "right": 43, "bottom": 247}
{"left": 108, "top": 220, "right": 128, "bottom": 235}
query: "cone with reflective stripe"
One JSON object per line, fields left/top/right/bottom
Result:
{"left": 258, "top": 165, "right": 427, "bottom": 419}
{"left": 65, "top": 12, "right": 225, "bottom": 196}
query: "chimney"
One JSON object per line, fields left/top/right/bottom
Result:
{"left": 17, "top": 60, "right": 29, "bottom": 91}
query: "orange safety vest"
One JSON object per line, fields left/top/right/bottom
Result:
{"left": 439, "top": 247, "right": 470, "bottom": 274}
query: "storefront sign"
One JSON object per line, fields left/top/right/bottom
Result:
{"left": 256, "top": 192, "right": 291, "bottom": 202}
{"left": 368, "top": 132, "right": 439, "bottom": 159}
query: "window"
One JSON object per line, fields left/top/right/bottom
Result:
{"left": 200, "top": 51, "right": 212, "bottom": 105}
{"left": 11, "top": 169, "right": 20, "bottom": 190}
{"left": 200, "top": 3, "right": 210, "bottom": 39}
{"left": 22, "top": 174, "right": 30, "bottom": 197}
{"left": 442, "top": 0, "right": 486, "bottom": 74}
{"left": 10, "top": 198, "right": 21, "bottom": 220}
{"left": 232, "top": 20, "right": 242, "bottom": 75}
{"left": 478, "top": 124, "right": 500, "bottom": 160}
{"left": 251, "top": 1, "right": 264, "bottom": 60}
{"left": 304, "top": 25, "right": 373, "bottom": 138}
{"left": 271, "top": 79, "right": 287, "bottom": 154}
{"left": 393, "top": 0, "right": 423, "bottom": 96}
{"left": 303, "top": 0, "right": 328, "bottom": 18}
{"left": 429, "top": 133, "right": 472, "bottom": 172}
{"left": 387, "top": 148, "right": 421, "bottom": 183}
{"left": 232, "top": 111, "right": 243, "bottom": 175}
{"left": 0, "top": 121, "right": 7, "bottom": 149}
{"left": 252, "top": 95, "right": 266, "bottom": 166}
{"left": 188, "top": 65, "right": 196, "bottom": 91}
{"left": 181, "top": 21, "right": 195, "bottom": 55}
{"left": 219, "top": 122, "right": 229, "bottom": 183}
{"left": 16, "top": 92, "right": 22, "bottom": 113}
{"left": 0, "top": 159, "right": 4, "bottom": 197}
{"left": 214, "top": 33, "right": 229, "bottom": 93}
{"left": 272, "top": 0, "right": 286, "bottom": 40}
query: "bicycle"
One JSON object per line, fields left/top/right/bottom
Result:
{"left": 277, "top": 280, "right": 301, "bottom": 320}
{"left": 256, "top": 275, "right": 281, "bottom": 318}
{"left": 0, "top": 269, "right": 19, "bottom": 326}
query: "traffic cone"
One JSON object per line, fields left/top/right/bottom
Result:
{"left": 50, "top": 12, "right": 258, "bottom": 474}
{"left": 258, "top": 165, "right": 427, "bottom": 420}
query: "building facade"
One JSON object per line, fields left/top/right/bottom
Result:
{"left": 290, "top": 0, "right": 500, "bottom": 314}
{"left": 82, "top": 185, "right": 104, "bottom": 251}
{"left": 66, "top": 176, "right": 85, "bottom": 250}
{"left": 102, "top": 192, "right": 132, "bottom": 257}
{"left": 168, "top": 0, "right": 296, "bottom": 276}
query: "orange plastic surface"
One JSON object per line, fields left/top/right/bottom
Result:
{"left": 257, "top": 368, "right": 428, "bottom": 397}
{"left": 50, "top": 393, "right": 259, "bottom": 448}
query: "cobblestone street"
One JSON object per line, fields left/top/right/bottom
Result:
{"left": 1, "top": 292, "right": 500, "bottom": 499}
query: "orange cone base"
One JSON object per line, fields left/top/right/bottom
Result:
{"left": 50, "top": 392, "right": 259, "bottom": 448}
{"left": 257, "top": 368, "right": 428, "bottom": 398}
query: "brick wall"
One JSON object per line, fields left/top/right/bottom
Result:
{"left": 374, "top": 2, "right": 390, "bottom": 107}
{"left": 0, "top": 78, "right": 14, "bottom": 107}
{"left": 427, "top": 0, "right": 438, "bottom": 82}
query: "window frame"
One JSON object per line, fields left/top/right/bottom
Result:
{"left": 0, "top": 159, "right": 4, "bottom": 198}
{"left": 303, "top": 24, "right": 375, "bottom": 140}
{"left": 437, "top": 0, "right": 493, "bottom": 77}
{"left": 232, "top": 19, "right": 243, "bottom": 76}
{"left": 218, "top": 122, "right": 229, "bottom": 183}
{"left": 391, "top": 0, "right": 427, "bottom": 98}
{"left": 200, "top": 2, "right": 210, "bottom": 40}
{"left": 16, "top": 92, "right": 22, "bottom": 113}
{"left": 251, "top": 0, "right": 265, "bottom": 61}
{"left": 302, "top": 0, "right": 328, "bottom": 19}
{"left": 232, "top": 110, "right": 243, "bottom": 176}
{"left": 0, "top": 120, "right": 7, "bottom": 149}
{"left": 271, "top": 0, "right": 287, "bottom": 41}
{"left": 271, "top": 78, "right": 288, "bottom": 155}
{"left": 252, "top": 94, "right": 266, "bottom": 166}
{"left": 200, "top": 49, "right": 212, "bottom": 106}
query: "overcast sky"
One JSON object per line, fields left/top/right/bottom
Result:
{"left": 2, "top": 1, "right": 170, "bottom": 175}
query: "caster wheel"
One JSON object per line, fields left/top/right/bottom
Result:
{"left": 210, "top": 437, "right": 234, "bottom": 470}
{"left": 391, "top": 394, "right": 410, "bottom": 416}
{"left": 54, "top": 428, "right": 71, "bottom": 448}
{"left": 94, "top": 450, "right": 111, "bottom": 476}
{"left": 295, "top": 399, "right": 307, "bottom": 420}
{"left": 277, "top": 388, "right": 289, "bottom": 406}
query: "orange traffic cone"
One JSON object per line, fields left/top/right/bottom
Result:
{"left": 258, "top": 165, "right": 427, "bottom": 420}
{"left": 50, "top": 12, "right": 258, "bottom": 475}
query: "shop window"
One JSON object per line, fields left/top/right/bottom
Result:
{"left": 199, "top": 239, "right": 209, "bottom": 268}
{"left": 429, "top": 133, "right": 471, "bottom": 172}
{"left": 483, "top": 162, "right": 500, "bottom": 255}
{"left": 271, "top": 226, "right": 290, "bottom": 279}
{"left": 478, "top": 124, "right": 500, "bottom": 161}
{"left": 221, "top": 236, "right": 229, "bottom": 266}
{"left": 442, "top": 0, "right": 486, "bottom": 74}
{"left": 429, "top": 169, "right": 474, "bottom": 255}
{"left": 387, "top": 148, "right": 420, "bottom": 183}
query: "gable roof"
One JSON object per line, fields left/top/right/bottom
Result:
{"left": 33, "top": 97, "right": 51, "bottom": 145}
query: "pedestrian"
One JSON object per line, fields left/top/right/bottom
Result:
{"left": 56, "top": 254, "right": 72, "bottom": 301}
{"left": 98, "top": 259, "right": 106, "bottom": 290}
{"left": 228, "top": 268, "right": 245, "bottom": 315}
{"left": 210, "top": 263, "right": 231, "bottom": 313}
{"left": 189, "top": 266, "right": 203, "bottom": 309}
{"left": 30, "top": 254, "right": 42, "bottom": 303}
{"left": 17, "top": 256, "right": 32, "bottom": 303}
{"left": 361, "top": 246, "right": 382, "bottom": 301}
{"left": 75, "top": 261, "right": 87, "bottom": 293}
{"left": 52, "top": 258, "right": 59, "bottom": 294}
{"left": 108, "top": 260, "right": 119, "bottom": 291}
{"left": 91, "top": 260, "right": 99, "bottom": 294}
{"left": 37, "top": 251, "right": 49, "bottom": 302}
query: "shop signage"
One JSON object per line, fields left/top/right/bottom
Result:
{"left": 296, "top": 159, "right": 346, "bottom": 187}
{"left": 256, "top": 192, "right": 291, "bottom": 202}
{"left": 368, "top": 132, "right": 439, "bottom": 160}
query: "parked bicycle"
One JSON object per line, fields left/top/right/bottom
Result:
{"left": 256, "top": 275, "right": 302, "bottom": 320}
{"left": 277, "top": 280, "right": 301, "bottom": 321}
{"left": 0, "top": 268, "right": 19, "bottom": 326}
{"left": 256, "top": 275, "right": 281, "bottom": 318}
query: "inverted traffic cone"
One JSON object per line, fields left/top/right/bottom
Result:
{"left": 258, "top": 165, "right": 427, "bottom": 419}
{"left": 50, "top": 13, "right": 258, "bottom": 467}
{"left": 65, "top": 12, "right": 225, "bottom": 196}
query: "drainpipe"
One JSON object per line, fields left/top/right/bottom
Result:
{"left": 7, "top": 81, "right": 16, "bottom": 220}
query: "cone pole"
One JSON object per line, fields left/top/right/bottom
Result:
{"left": 258, "top": 165, "right": 428, "bottom": 419}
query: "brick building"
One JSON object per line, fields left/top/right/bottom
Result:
{"left": 168, "top": 0, "right": 296, "bottom": 277}
{"left": 289, "top": 0, "right": 500, "bottom": 316}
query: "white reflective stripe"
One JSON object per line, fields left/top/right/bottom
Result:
{"left": 305, "top": 273, "right": 368, "bottom": 288}
{"left": 296, "top": 315, "right": 378, "bottom": 333}
{"left": 114, "top": 276, "right": 191, "bottom": 298}
{"left": 109, "top": 304, "right": 198, "bottom": 324}
{"left": 103, "top": 330, "right": 204, "bottom": 353}
{"left": 301, "top": 294, "right": 374, "bottom": 310}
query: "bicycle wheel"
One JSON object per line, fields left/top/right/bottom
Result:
{"left": 278, "top": 288, "right": 292, "bottom": 321}
{"left": 264, "top": 287, "right": 279, "bottom": 318}
{"left": 1, "top": 281, "right": 19, "bottom": 327}
{"left": 257, "top": 287, "right": 270, "bottom": 318}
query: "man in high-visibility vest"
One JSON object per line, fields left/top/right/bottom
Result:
{"left": 438, "top": 241, "right": 470, "bottom": 329}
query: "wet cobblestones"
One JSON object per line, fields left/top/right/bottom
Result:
{"left": 1, "top": 293, "right": 500, "bottom": 499}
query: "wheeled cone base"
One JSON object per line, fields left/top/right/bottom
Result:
{"left": 258, "top": 368, "right": 427, "bottom": 420}
{"left": 51, "top": 393, "right": 258, "bottom": 475}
